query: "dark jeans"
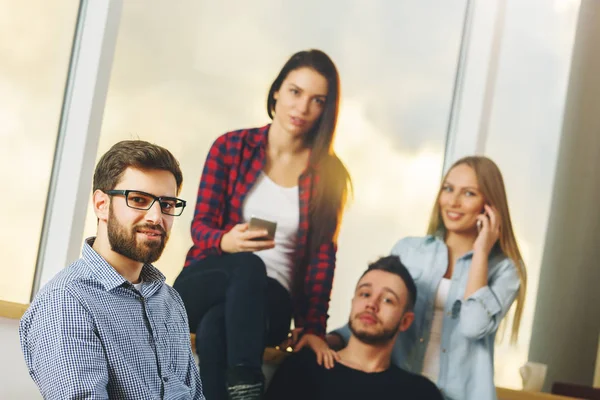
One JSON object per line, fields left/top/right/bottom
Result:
{"left": 173, "top": 252, "right": 293, "bottom": 400}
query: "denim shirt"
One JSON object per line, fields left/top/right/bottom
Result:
{"left": 334, "top": 236, "right": 520, "bottom": 400}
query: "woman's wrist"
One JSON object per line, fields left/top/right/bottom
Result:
{"left": 219, "top": 231, "right": 231, "bottom": 253}
{"left": 473, "top": 242, "right": 493, "bottom": 257}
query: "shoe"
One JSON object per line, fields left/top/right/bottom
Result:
{"left": 226, "top": 366, "right": 264, "bottom": 400}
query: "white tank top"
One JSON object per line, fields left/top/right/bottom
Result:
{"left": 421, "top": 278, "right": 451, "bottom": 383}
{"left": 242, "top": 172, "right": 299, "bottom": 292}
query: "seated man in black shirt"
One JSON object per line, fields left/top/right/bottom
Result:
{"left": 266, "top": 255, "right": 442, "bottom": 400}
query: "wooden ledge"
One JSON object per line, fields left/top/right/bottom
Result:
{"left": 0, "top": 300, "right": 29, "bottom": 320}
{"left": 497, "top": 387, "right": 582, "bottom": 400}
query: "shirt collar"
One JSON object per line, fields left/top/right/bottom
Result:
{"left": 82, "top": 237, "right": 166, "bottom": 292}
{"left": 244, "top": 124, "right": 270, "bottom": 148}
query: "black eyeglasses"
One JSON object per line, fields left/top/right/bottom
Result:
{"left": 105, "top": 190, "right": 186, "bottom": 216}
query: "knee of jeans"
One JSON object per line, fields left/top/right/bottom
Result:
{"left": 197, "top": 307, "right": 226, "bottom": 350}
{"left": 230, "top": 253, "right": 267, "bottom": 284}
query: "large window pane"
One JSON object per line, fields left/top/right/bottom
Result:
{"left": 82, "top": 0, "right": 465, "bottom": 329}
{"left": 482, "top": 0, "right": 580, "bottom": 388}
{"left": 0, "top": 1, "right": 79, "bottom": 303}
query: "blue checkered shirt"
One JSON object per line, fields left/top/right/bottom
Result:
{"left": 20, "top": 238, "right": 204, "bottom": 399}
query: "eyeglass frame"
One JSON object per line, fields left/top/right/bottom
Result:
{"left": 105, "top": 189, "right": 187, "bottom": 216}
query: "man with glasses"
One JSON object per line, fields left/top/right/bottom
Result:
{"left": 19, "top": 140, "right": 204, "bottom": 399}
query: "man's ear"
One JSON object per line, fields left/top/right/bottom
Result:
{"left": 398, "top": 311, "right": 415, "bottom": 333}
{"left": 93, "top": 190, "right": 110, "bottom": 222}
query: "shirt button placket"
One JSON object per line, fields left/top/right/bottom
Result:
{"left": 142, "top": 296, "right": 167, "bottom": 389}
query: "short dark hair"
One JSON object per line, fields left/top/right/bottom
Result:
{"left": 360, "top": 255, "right": 417, "bottom": 311}
{"left": 93, "top": 140, "right": 183, "bottom": 194}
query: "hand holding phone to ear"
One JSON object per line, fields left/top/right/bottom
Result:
{"left": 473, "top": 204, "right": 501, "bottom": 254}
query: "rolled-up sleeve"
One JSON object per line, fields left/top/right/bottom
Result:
{"left": 188, "top": 351, "right": 205, "bottom": 399}
{"left": 174, "top": 295, "right": 205, "bottom": 399}
{"left": 301, "top": 241, "right": 337, "bottom": 337}
{"left": 189, "top": 135, "right": 230, "bottom": 258}
{"left": 457, "top": 258, "right": 521, "bottom": 340}
{"left": 19, "top": 289, "right": 109, "bottom": 399}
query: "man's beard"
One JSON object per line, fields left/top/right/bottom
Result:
{"left": 348, "top": 312, "right": 402, "bottom": 346}
{"left": 107, "top": 209, "right": 168, "bottom": 264}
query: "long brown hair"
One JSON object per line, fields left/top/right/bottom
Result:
{"left": 427, "top": 156, "right": 526, "bottom": 343}
{"left": 267, "top": 50, "right": 352, "bottom": 257}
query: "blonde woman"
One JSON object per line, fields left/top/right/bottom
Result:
{"left": 328, "top": 156, "right": 526, "bottom": 400}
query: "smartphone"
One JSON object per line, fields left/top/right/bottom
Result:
{"left": 248, "top": 216, "right": 277, "bottom": 241}
{"left": 477, "top": 205, "right": 488, "bottom": 232}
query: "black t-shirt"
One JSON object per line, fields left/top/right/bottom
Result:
{"left": 266, "top": 350, "right": 443, "bottom": 400}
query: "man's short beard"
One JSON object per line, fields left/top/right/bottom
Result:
{"left": 348, "top": 315, "right": 401, "bottom": 346}
{"left": 107, "top": 207, "right": 167, "bottom": 264}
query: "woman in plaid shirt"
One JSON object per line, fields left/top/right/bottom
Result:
{"left": 174, "top": 49, "right": 352, "bottom": 400}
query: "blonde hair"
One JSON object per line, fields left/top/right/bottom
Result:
{"left": 427, "top": 156, "right": 526, "bottom": 344}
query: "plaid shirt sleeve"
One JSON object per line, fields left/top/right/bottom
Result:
{"left": 190, "top": 134, "right": 231, "bottom": 257}
{"left": 301, "top": 240, "right": 337, "bottom": 337}
{"left": 20, "top": 289, "right": 110, "bottom": 399}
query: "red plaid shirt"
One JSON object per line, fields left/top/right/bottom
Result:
{"left": 184, "top": 124, "right": 338, "bottom": 337}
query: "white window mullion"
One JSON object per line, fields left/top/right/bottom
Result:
{"left": 443, "top": 0, "right": 507, "bottom": 173}
{"left": 32, "top": 0, "right": 124, "bottom": 297}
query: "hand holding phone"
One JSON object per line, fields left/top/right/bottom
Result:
{"left": 248, "top": 216, "right": 277, "bottom": 241}
{"left": 220, "top": 219, "right": 276, "bottom": 253}
{"left": 476, "top": 205, "right": 489, "bottom": 233}
{"left": 473, "top": 204, "right": 500, "bottom": 254}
